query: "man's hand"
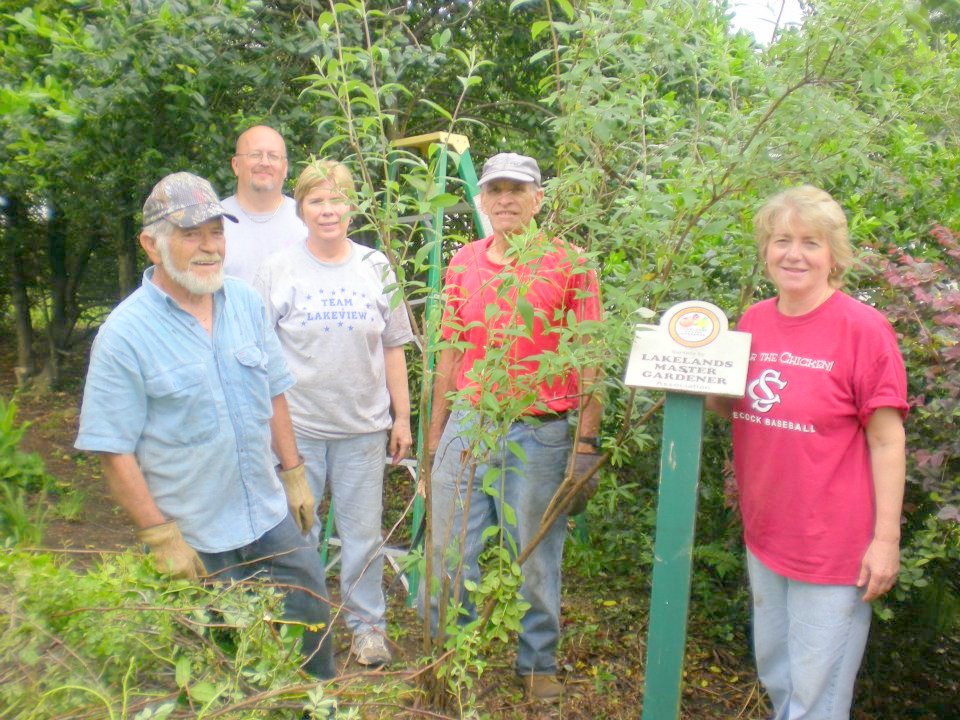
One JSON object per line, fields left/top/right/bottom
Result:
{"left": 278, "top": 462, "right": 316, "bottom": 534}
{"left": 425, "top": 430, "right": 441, "bottom": 458}
{"left": 568, "top": 451, "right": 601, "bottom": 516}
{"left": 137, "top": 521, "right": 206, "bottom": 580}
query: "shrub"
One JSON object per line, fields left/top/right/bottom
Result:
{"left": 0, "top": 395, "right": 53, "bottom": 544}
{"left": 869, "top": 224, "right": 960, "bottom": 629}
{"left": 0, "top": 549, "right": 337, "bottom": 719}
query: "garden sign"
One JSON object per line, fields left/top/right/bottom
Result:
{"left": 624, "top": 301, "right": 750, "bottom": 719}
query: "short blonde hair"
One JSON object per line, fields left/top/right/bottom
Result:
{"left": 294, "top": 160, "right": 357, "bottom": 219}
{"left": 753, "top": 184, "right": 853, "bottom": 288}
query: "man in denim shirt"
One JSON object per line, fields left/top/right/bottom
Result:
{"left": 75, "top": 172, "right": 335, "bottom": 679}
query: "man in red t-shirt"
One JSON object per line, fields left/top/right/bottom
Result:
{"left": 426, "top": 153, "right": 602, "bottom": 701}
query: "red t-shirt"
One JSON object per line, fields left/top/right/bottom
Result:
{"left": 731, "top": 291, "right": 908, "bottom": 584}
{"left": 441, "top": 235, "right": 601, "bottom": 416}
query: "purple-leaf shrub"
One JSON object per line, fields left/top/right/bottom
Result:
{"left": 873, "top": 224, "right": 960, "bottom": 522}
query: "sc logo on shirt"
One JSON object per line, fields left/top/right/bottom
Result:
{"left": 747, "top": 369, "right": 786, "bottom": 413}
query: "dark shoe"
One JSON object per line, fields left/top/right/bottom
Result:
{"left": 521, "top": 673, "right": 563, "bottom": 701}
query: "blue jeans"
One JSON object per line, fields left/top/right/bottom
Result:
{"left": 747, "top": 549, "right": 871, "bottom": 719}
{"left": 298, "top": 432, "right": 388, "bottom": 635}
{"left": 430, "top": 409, "right": 570, "bottom": 675}
{"left": 197, "top": 514, "right": 336, "bottom": 679}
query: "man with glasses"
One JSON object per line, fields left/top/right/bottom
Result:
{"left": 222, "top": 125, "right": 307, "bottom": 283}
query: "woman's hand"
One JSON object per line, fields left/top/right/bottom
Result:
{"left": 389, "top": 417, "right": 413, "bottom": 465}
{"left": 857, "top": 536, "right": 901, "bottom": 602}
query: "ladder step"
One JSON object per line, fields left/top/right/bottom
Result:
{"left": 324, "top": 537, "right": 411, "bottom": 561}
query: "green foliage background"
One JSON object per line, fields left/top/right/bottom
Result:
{"left": 1, "top": 0, "right": 958, "bottom": 716}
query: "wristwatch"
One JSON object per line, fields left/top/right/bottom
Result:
{"left": 577, "top": 436, "right": 601, "bottom": 450}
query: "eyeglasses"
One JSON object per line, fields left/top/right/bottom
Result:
{"left": 235, "top": 151, "right": 286, "bottom": 164}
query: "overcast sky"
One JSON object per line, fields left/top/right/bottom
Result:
{"left": 728, "top": 0, "right": 805, "bottom": 44}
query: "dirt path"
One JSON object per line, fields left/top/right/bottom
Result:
{"left": 1, "top": 347, "right": 763, "bottom": 719}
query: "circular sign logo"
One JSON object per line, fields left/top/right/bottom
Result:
{"left": 668, "top": 306, "right": 721, "bottom": 348}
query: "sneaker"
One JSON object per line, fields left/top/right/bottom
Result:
{"left": 350, "top": 630, "right": 392, "bottom": 667}
{"left": 521, "top": 673, "right": 563, "bottom": 701}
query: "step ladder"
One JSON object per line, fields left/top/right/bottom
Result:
{"left": 318, "top": 133, "right": 489, "bottom": 605}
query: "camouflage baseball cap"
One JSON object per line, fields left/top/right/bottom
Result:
{"left": 142, "top": 172, "right": 238, "bottom": 227}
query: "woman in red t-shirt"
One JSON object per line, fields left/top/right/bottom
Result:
{"left": 710, "top": 185, "right": 908, "bottom": 719}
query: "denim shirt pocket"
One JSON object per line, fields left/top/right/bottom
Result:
{"left": 143, "top": 363, "right": 219, "bottom": 446}
{"left": 234, "top": 344, "right": 273, "bottom": 422}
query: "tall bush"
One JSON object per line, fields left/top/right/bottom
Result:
{"left": 869, "top": 224, "right": 960, "bottom": 630}
{"left": 524, "top": 0, "right": 960, "bottom": 576}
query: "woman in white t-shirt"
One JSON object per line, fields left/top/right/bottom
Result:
{"left": 255, "top": 160, "right": 414, "bottom": 668}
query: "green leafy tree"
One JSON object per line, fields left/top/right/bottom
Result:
{"left": 0, "top": 0, "right": 329, "bottom": 388}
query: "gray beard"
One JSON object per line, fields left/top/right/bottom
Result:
{"left": 159, "top": 243, "right": 224, "bottom": 295}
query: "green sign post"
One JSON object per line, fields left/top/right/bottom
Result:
{"left": 641, "top": 392, "right": 705, "bottom": 719}
{"left": 623, "top": 301, "right": 751, "bottom": 719}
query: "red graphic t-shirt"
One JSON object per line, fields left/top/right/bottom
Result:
{"left": 731, "top": 291, "right": 908, "bottom": 584}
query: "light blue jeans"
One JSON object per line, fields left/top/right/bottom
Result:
{"left": 298, "top": 431, "right": 388, "bottom": 635}
{"left": 430, "top": 409, "right": 571, "bottom": 676}
{"left": 746, "top": 549, "right": 872, "bottom": 720}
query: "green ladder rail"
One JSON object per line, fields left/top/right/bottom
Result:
{"left": 388, "top": 132, "right": 487, "bottom": 605}
{"left": 317, "top": 133, "right": 488, "bottom": 607}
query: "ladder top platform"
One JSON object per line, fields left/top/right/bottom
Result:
{"left": 391, "top": 132, "right": 471, "bottom": 154}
